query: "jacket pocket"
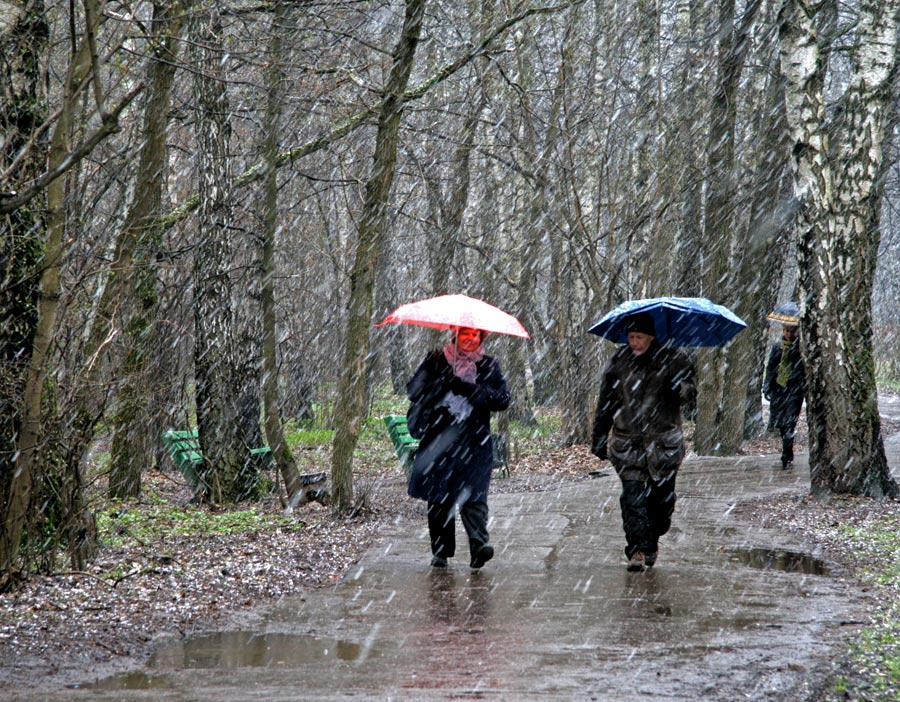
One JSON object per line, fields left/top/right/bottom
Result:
{"left": 647, "top": 428, "right": 684, "bottom": 475}
{"left": 609, "top": 434, "right": 645, "bottom": 470}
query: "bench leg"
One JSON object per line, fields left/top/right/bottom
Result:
{"left": 285, "top": 485, "right": 331, "bottom": 510}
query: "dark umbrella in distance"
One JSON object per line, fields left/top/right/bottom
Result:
{"left": 766, "top": 301, "right": 800, "bottom": 327}
{"left": 588, "top": 296, "right": 747, "bottom": 347}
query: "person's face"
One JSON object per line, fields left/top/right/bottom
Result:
{"left": 456, "top": 327, "right": 484, "bottom": 353}
{"left": 627, "top": 331, "right": 654, "bottom": 356}
{"left": 782, "top": 325, "right": 798, "bottom": 342}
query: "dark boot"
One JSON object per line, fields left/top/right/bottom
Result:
{"left": 470, "top": 544, "right": 494, "bottom": 569}
{"left": 781, "top": 435, "right": 794, "bottom": 469}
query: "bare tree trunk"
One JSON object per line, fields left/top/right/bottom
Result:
{"left": 694, "top": 0, "right": 761, "bottom": 455}
{"left": 260, "top": 2, "right": 308, "bottom": 508}
{"left": 330, "top": 0, "right": 426, "bottom": 515}
{"left": 671, "top": 0, "right": 708, "bottom": 297}
{"left": 0, "top": 0, "right": 49, "bottom": 576}
{"left": 4, "top": 0, "right": 104, "bottom": 571}
{"left": 3, "top": 0, "right": 142, "bottom": 572}
{"left": 191, "top": 5, "right": 257, "bottom": 502}
{"left": 778, "top": 0, "right": 899, "bottom": 497}
{"left": 509, "top": 15, "right": 572, "bottom": 423}
{"left": 108, "top": 0, "right": 188, "bottom": 499}
{"left": 554, "top": 0, "right": 618, "bottom": 443}
{"left": 418, "top": 84, "right": 485, "bottom": 297}
{"left": 0, "top": 4, "right": 108, "bottom": 569}
{"left": 632, "top": 0, "right": 662, "bottom": 295}
{"left": 741, "top": 66, "right": 793, "bottom": 439}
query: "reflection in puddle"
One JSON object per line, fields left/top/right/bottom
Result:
{"left": 85, "top": 672, "right": 175, "bottom": 691}
{"left": 727, "top": 547, "right": 830, "bottom": 576}
{"left": 91, "top": 632, "right": 363, "bottom": 690}
{"left": 151, "top": 631, "right": 364, "bottom": 668}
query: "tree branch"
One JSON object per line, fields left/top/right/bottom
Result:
{"left": 157, "top": 0, "right": 585, "bottom": 229}
{"left": 0, "top": 82, "right": 145, "bottom": 215}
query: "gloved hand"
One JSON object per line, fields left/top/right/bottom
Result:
{"left": 450, "top": 376, "right": 477, "bottom": 397}
{"left": 591, "top": 440, "right": 608, "bottom": 461}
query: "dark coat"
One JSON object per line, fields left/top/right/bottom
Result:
{"left": 591, "top": 341, "right": 695, "bottom": 481}
{"left": 406, "top": 350, "right": 510, "bottom": 504}
{"left": 764, "top": 340, "right": 806, "bottom": 429}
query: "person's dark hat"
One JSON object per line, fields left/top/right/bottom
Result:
{"left": 625, "top": 312, "right": 655, "bottom": 336}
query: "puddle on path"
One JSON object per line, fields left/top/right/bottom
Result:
{"left": 151, "top": 631, "right": 363, "bottom": 667}
{"left": 726, "top": 547, "right": 830, "bottom": 576}
{"left": 89, "top": 632, "right": 365, "bottom": 691}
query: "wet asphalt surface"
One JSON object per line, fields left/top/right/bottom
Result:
{"left": 14, "top": 398, "right": 900, "bottom": 702}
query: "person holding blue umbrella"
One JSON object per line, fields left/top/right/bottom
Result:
{"left": 590, "top": 312, "right": 696, "bottom": 572}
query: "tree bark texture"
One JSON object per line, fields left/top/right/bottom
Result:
{"left": 4, "top": 0, "right": 105, "bottom": 571}
{"left": 778, "top": 0, "right": 899, "bottom": 497}
{"left": 191, "top": 6, "right": 259, "bottom": 503}
{"left": 632, "top": 0, "right": 662, "bottom": 296}
{"left": 108, "top": 0, "right": 189, "bottom": 499}
{"left": 671, "top": 0, "right": 706, "bottom": 298}
{"left": 742, "top": 67, "right": 793, "bottom": 438}
{"left": 260, "top": 2, "right": 309, "bottom": 508}
{"left": 694, "top": 0, "right": 761, "bottom": 456}
{"left": 0, "top": 0, "right": 49, "bottom": 575}
{"left": 509, "top": 19, "right": 570, "bottom": 423}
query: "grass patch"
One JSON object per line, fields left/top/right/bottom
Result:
{"left": 512, "top": 409, "right": 563, "bottom": 441}
{"left": 830, "top": 515, "right": 900, "bottom": 701}
{"left": 877, "top": 376, "right": 900, "bottom": 394}
{"left": 284, "top": 423, "right": 335, "bottom": 447}
{"left": 96, "top": 493, "right": 302, "bottom": 550}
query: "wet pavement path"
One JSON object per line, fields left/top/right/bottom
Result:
{"left": 33, "top": 431, "right": 897, "bottom": 702}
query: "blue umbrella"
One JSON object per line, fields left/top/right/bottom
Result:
{"left": 588, "top": 296, "right": 747, "bottom": 347}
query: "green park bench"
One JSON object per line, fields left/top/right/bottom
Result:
{"left": 383, "top": 415, "right": 419, "bottom": 475}
{"left": 161, "top": 429, "right": 328, "bottom": 500}
{"left": 381, "top": 414, "right": 509, "bottom": 478}
{"left": 161, "top": 429, "right": 274, "bottom": 494}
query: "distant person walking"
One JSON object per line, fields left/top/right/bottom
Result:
{"left": 764, "top": 303, "right": 806, "bottom": 469}
{"left": 406, "top": 326, "right": 511, "bottom": 569}
{"left": 591, "top": 312, "right": 695, "bottom": 572}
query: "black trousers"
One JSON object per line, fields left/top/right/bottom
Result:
{"left": 427, "top": 498, "right": 489, "bottom": 560}
{"left": 778, "top": 423, "right": 797, "bottom": 466}
{"left": 619, "top": 476, "right": 677, "bottom": 558}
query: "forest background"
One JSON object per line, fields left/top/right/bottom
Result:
{"left": 1, "top": 0, "right": 900, "bottom": 579}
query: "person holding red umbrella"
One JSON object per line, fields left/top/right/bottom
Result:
{"left": 405, "top": 326, "right": 511, "bottom": 569}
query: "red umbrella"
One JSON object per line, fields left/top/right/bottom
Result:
{"left": 376, "top": 294, "right": 530, "bottom": 338}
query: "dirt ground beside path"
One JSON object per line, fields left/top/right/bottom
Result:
{"left": 1, "top": 416, "right": 899, "bottom": 699}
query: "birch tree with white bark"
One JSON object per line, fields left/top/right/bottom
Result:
{"left": 778, "top": 0, "right": 899, "bottom": 497}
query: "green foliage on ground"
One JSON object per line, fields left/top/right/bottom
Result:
{"left": 830, "top": 515, "right": 900, "bottom": 701}
{"left": 284, "top": 423, "right": 335, "bottom": 447}
{"left": 96, "top": 490, "right": 303, "bottom": 550}
{"left": 877, "top": 377, "right": 900, "bottom": 394}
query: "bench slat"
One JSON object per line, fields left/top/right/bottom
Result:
{"left": 382, "top": 415, "right": 418, "bottom": 475}
{"left": 381, "top": 414, "right": 509, "bottom": 479}
{"left": 162, "top": 429, "right": 275, "bottom": 493}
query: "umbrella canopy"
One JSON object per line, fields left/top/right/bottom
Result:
{"left": 766, "top": 301, "right": 800, "bottom": 326}
{"left": 588, "top": 296, "right": 747, "bottom": 347}
{"left": 376, "top": 294, "right": 530, "bottom": 338}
